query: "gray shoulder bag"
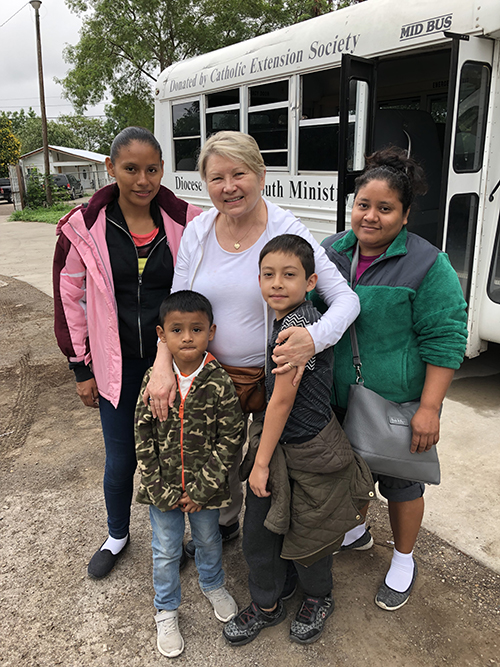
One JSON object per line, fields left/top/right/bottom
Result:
{"left": 342, "top": 244, "right": 441, "bottom": 485}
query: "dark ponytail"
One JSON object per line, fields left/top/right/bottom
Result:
{"left": 354, "top": 146, "right": 427, "bottom": 214}
{"left": 109, "top": 126, "right": 162, "bottom": 164}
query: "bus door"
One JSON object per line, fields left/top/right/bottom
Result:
{"left": 337, "top": 55, "right": 377, "bottom": 232}
{"left": 439, "top": 34, "right": 494, "bottom": 356}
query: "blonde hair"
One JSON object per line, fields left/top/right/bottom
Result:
{"left": 198, "top": 131, "right": 266, "bottom": 181}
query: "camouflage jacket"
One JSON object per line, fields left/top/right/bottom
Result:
{"left": 135, "top": 354, "right": 244, "bottom": 511}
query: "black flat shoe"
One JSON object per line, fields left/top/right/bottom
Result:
{"left": 87, "top": 536, "right": 130, "bottom": 579}
{"left": 184, "top": 539, "right": 196, "bottom": 559}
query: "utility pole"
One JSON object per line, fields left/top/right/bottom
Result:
{"left": 30, "top": 0, "right": 52, "bottom": 206}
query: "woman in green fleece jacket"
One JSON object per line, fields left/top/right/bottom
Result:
{"left": 321, "top": 147, "right": 468, "bottom": 612}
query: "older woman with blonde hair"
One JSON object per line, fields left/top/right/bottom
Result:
{"left": 146, "top": 130, "right": 359, "bottom": 555}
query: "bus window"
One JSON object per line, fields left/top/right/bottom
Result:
{"left": 248, "top": 81, "right": 289, "bottom": 167}
{"left": 445, "top": 193, "right": 479, "bottom": 301}
{"left": 206, "top": 89, "right": 240, "bottom": 137}
{"left": 428, "top": 95, "right": 448, "bottom": 154}
{"left": 250, "top": 81, "right": 288, "bottom": 105}
{"left": 488, "top": 220, "right": 500, "bottom": 305}
{"left": 347, "top": 79, "right": 369, "bottom": 173}
{"left": 453, "top": 62, "right": 491, "bottom": 173}
{"left": 379, "top": 98, "right": 420, "bottom": 111}
{"left": 299, "top": 68, "right": 340, "bottom": 171}
{"left": 207, "top": 90, "right": 239, "bottom": 107}
{"left": 172, "top": 101, "right": 200, "bottom": 171}
{"left": 429, "top": 95, "right": 448, "bottom": 123}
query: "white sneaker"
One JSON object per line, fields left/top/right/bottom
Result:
{"left": 155, "top": 609, "right": 184, "bottom": 658}
{"left": 203, "top": 586, "right": 238, "bottom": 622}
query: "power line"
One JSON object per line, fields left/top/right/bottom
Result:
{"left": 0, "top": 96, "right": 74, "bottom": 101}
{"left": 1, "top": 104, "right": 76, "bottom": 108}
{"left": 0, "top": 2, "right": 29, "bottom": 29}
{"left": 46, "top": 115, "right": 107, "bottom": 119}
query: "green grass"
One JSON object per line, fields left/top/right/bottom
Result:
{"left": 9, "top": 203, "right": 77, "bottom": 224}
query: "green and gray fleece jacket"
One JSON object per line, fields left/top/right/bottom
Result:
{"left": 135, "top": 354, "right": 244, "bottom": 511}
{"left": 317, "top": 228, "right": 468, "bottom": 409}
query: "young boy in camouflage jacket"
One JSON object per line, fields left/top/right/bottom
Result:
{"left": 134, "top": 290, "right": 244, "bottom": 659}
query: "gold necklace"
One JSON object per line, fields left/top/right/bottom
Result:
{"left": 226, "top": 217, "right": 253, "bottom": 250}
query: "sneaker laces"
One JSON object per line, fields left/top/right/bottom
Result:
{"left": 157, "top": 615, "right": 177, "bottom": 636}
{"left": 297, "top": 597, "right": 319, "bottom": 623}
{"left": 239, "top": 603, "right": 259, "bottom": 626}
{"left": 206, "top": 587, "right": 229, "bottom": 605}
{"left": 239, "top": 602, "right": 278, "bottom": 626}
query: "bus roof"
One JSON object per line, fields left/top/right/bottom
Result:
{"left": 156, "top": 0, "right": 498, "bottom": 101}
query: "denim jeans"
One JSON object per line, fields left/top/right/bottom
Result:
{"left": 150, "top": 505, "right": 224, "bottom": 610}
{"left": 99, "top": 356, "right": 155, "bottom": 539}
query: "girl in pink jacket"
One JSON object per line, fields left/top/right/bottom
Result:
{"left": 53, "top": 126, "right": 201, "bottom": 579}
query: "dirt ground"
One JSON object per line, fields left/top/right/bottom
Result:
{"left": 0, "top": 275, "right": 499, "bottom": 667}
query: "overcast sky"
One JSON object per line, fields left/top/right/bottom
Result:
{"left": 0, "top": 0, "right": 105, "bottom": 119}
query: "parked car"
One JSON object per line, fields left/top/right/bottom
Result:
{"left": 52, "top": 174, "right": 84, "bottom": 200}
{"left": 0, "top": 177, "right": 12, "bottom": 203}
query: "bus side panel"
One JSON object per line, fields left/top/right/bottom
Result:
{"left": 478, "top": 41, "right": 500, "bottom": 348}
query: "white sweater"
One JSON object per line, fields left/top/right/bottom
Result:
{"left": 172, "top": 199, "right": 360, "bottom": 366}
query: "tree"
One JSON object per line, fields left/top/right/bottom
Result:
{"left": 0, "top": 110, "right": 114, "bottom": 156}
{"left": 2, "top": 108, "right": 38, "bottom": 137}
{"left": 104, "top": 90, "right": 155, "bottom": 137}
{"left": 23, "top": 169, "right": 73, "bottom": 208}
{"left": 0, "top": 117, "right": 21, "bottom": 178}
{"left": 58, "top": 114, "right": 115, "bottom": 154}
{"left": 61, "top": 0, "right": 362, "bottom": 126}
{"left": 303, "top": 0, "right": 362, "bottom": 18}
{"left": 14, "top": 116, "right": 80, "bottom": 155}
{"left": 1, "top": 110, "right": 82, "bottom": 154}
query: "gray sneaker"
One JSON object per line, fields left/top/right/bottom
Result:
{"left": 223, "top": 599, "right": 286, "bottom": 646}
{"left": 203, "top": 586, "right": 238, "bottom": 622}
{"left": 155, "top": 609, "right": 184, "bottom": 658}
{"left": 290, "top": 594, "right": 334, "bottom": 644}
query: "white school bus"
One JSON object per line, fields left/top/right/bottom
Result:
{"left": 155, "top": 0, "right": 500, "bottom": 358}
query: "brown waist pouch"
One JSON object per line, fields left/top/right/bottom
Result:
{"left": 220, "top": 364, "right": 266, "bottom": 414}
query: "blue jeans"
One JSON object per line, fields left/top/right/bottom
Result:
{"left": 150, "top": 505, "right": 224, "bottom": 611}
{"left": 99, "top": 356, "right": 155, "bottom": 539}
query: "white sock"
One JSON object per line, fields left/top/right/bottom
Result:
{"left": 385, "top": 548, "right": 415, "bottom": 592}
{"left": 341, "top": 522, "right": 366, "bottom": 547}
{"left": 101, "top": 535, "right": 128, "bottom": 555}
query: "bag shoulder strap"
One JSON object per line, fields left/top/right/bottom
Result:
{"left": 348, "top": 244, "right": 364, "bottom": 384}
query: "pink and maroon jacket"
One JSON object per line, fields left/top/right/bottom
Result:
{"left": 53, "top": 183, "right": 201, "bottom": 407}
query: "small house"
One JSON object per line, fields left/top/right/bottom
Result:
{"left": 19, "top": 145, "right": 112, "bottom": 193}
